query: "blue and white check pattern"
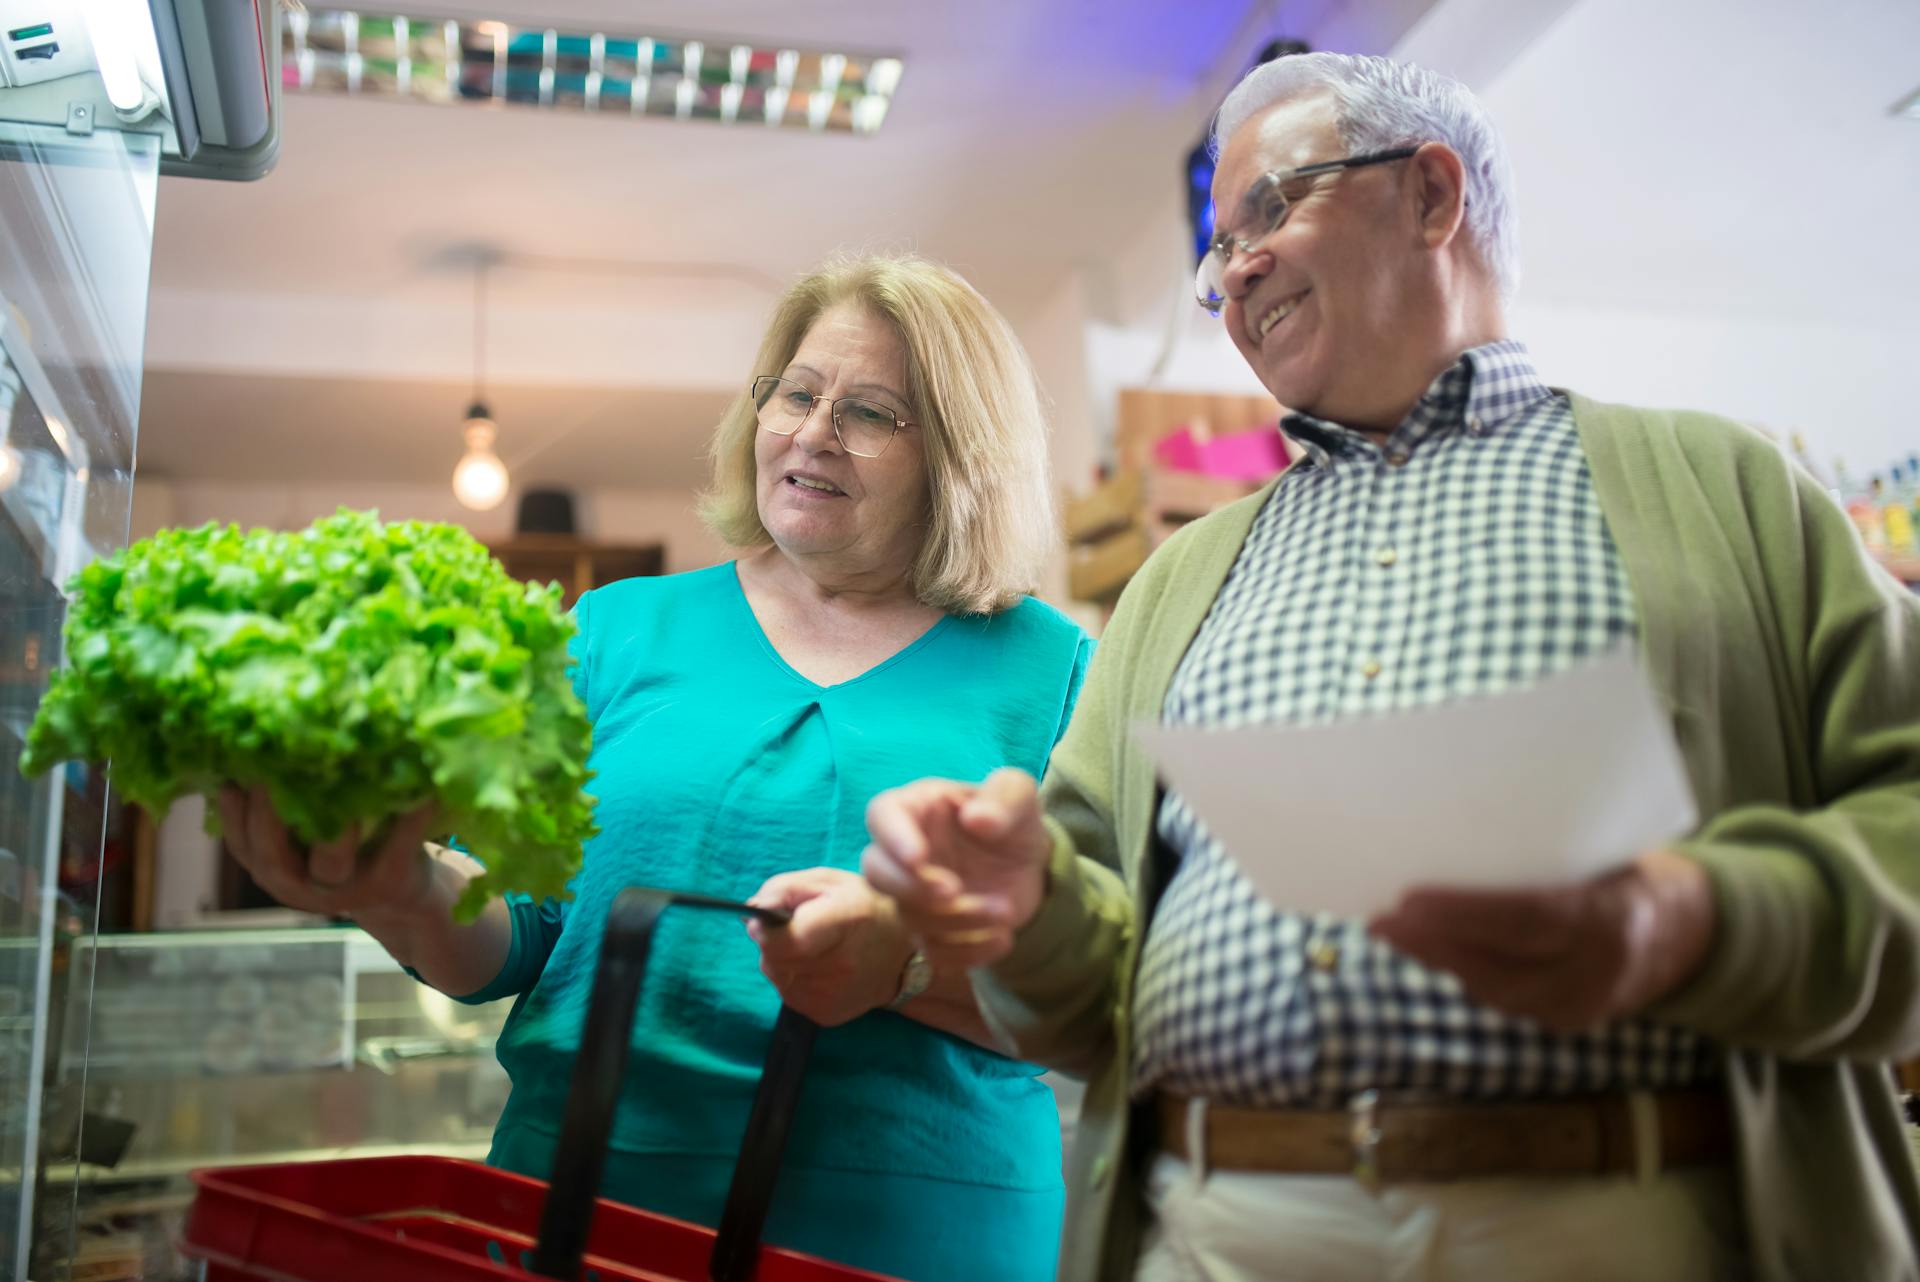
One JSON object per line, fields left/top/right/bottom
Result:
{"left": 1130, "top": 341, "right": 1719, "bottom": 1107}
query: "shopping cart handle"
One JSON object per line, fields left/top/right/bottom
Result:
{"left": 528, "top": 888, "right": 666, "bottom": 1278}
{"left": 527, "top": 886, "right": 822, "bottom": 1282}
{"left": 710, "top": 1005, "right": 820, "bottom": 1282}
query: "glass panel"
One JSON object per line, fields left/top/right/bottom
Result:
{"left": 55, "top": 929, "right": 512, "bottom": 1279}
{"left": 0, "top": 116, "right": 158, "bottom": 1280}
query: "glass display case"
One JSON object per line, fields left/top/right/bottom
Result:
{"left": 46, "top": 927, "right": 510, "bottom": 1282}
{"left": 0, "top": 114, "right": 158, "bottom": 1279}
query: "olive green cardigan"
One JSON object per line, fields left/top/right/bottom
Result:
{"left": 976, "top": 394, "right": 1920, "bottom": 1282}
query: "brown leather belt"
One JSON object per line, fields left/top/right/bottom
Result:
{"left": 1155, "top": 1089, "right": 1731, "bottom": 1183}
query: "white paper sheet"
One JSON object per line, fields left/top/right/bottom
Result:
{"left": 1132, "top": 648, "right": 1699, "bottom": 919}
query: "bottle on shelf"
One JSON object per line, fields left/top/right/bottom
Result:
{"left": 1862, "top": 476, "right": 1892, "bottom": 551}
{"left": 1851, "top": 473, "right": 1889, "bottom": 550}
{"left": 1908, "top": 455, "right": 1920, "bottom": 545}
{"left": 1888, "top": 463, "right": 1919, "bottom": 555}
{"left": 1790, "top": 432, "right": 1834, "bottom": 494}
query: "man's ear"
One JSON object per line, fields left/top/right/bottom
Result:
{"left": 1409, "top": 141, "right": 1469, "bottom": 251}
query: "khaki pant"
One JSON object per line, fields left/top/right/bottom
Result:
{"left": 1135, "top": 1151, "right": 1746, "bottom": 1282}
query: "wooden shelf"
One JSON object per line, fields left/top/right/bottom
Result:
{"left": 489, "top": 535, "right": 664, "bottom": 608}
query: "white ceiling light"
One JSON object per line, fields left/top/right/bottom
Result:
{"left": 453, "top": 414, "right": 509, "bottom": 510}
{"left": 452, "top": 255, "right": 509, "bottom": 511}
{"left": 851, "top": 94, "right": 888, "bottom": 135}
{"left": 866, "top": 57, "right": 903, "bottom": 100}
{"left": 818, "top": 53, "right": 846, "bottom": 97}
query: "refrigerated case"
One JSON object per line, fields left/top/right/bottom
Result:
{"left": 52, "top": 927, "right": 512, "bottom": 1281}
{"left": 2, "top": 2, "right": 282, "bottom": 1277}
{"left": 0, "top": 118, "right": 158, "bottom": 1281}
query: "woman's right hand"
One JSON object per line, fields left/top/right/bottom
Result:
{"left": 215, "top": 784, "right": 439, "bottom": 921}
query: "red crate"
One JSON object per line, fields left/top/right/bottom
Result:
{"left": 181, "top": 1154, "right": 895, "bottom": 1282}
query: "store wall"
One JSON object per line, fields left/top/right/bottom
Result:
{"left": 1513, "top": 304, "right": 1918, "bottom": 475}
{"left": 130, "top": 477, "right": 733, "bottom": 572}
{"left": 1062, "top": 0, "right": 1919, "bottom": 480}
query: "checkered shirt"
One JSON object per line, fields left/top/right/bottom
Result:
{"left": 1129, "top": 340, "right": 1719, "bottom": 1107}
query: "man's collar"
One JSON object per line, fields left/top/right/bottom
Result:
{"left": 1282, "top": 340, "right": 1553, "bottom": 468}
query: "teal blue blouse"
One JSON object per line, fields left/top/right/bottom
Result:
{"left": 457, "top": 563, "right": 1092, "bottom": 1282}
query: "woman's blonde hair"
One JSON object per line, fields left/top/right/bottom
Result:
{"left": 698, "top": 254, "right": 1055, "bottom": 616}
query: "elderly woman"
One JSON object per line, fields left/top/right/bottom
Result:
{"left": 218, "top": 254, "right": 1089, "bottom": 1282}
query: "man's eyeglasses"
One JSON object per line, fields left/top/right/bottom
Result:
{"left": 750, "top": 375, "right": 915, "bottom": 459}
{"left": 1195, "top": 147, "right": 1420, "bottom": 316}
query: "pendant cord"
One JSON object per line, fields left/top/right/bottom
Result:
{"left": 472, "top": 256, "right": 488, "bottom": 407}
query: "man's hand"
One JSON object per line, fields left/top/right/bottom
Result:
{"left": 861, "top": 768, "right": 1053, "bottom": 971}
{"left": 747, "top": 868, "right": 914, "bottom": 1027}
{"left": 1368, "top": 849, "right": 1716, "bottom": 1033}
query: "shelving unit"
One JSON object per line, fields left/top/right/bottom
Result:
{"left": 488, "top": 535, "right": 664, "bottom": 609}
{"left": 1065, "top": 387, "right": 1288, "bottom": 607}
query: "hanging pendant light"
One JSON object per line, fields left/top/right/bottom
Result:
{"left": 453, "top": 253, "right": 510, "bottom": 511}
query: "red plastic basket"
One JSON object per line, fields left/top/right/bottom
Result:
{"left": 181, "top": 1154, "right": 895, "bottom": 1282}
{"left": 181, "top": 890, "right": 899, "bottom": 1282}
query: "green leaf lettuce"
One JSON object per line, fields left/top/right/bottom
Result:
{"left": 20, "top": 509, "right": 596, "bottom": 921}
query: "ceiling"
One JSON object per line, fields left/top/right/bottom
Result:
{"left": 132, "top": 0, "right": 1440, "bottom": 487}
{"left": 132, "top": 0, "right": 1920, "bottom": 494}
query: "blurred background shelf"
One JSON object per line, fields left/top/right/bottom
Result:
{"left": 488, "top": 535, "right": 664, "bottom": 609}
{"left": 1875, "top": 551, "right": 1920, "bottom": 586}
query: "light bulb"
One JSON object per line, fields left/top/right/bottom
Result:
{"left": 83, "top": 0, "right": 155, "bottom": 113}
{"left": 452, "top": 415, "right": 509, "bottom": 511}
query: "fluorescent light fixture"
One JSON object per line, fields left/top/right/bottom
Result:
{"left": 83, "top": 0, "right": 153, "bottom": 112}
{"left": 282, "top": 10, "right": 903, "bottom": 134}
{"left": 852, "top": 93, "right": 888, "bottom": 135}
{"left": 1892, "top": 85, "right": 1920, "bottom": 119}
{"left": 819, "top": 53, "right": 845, "bottom": 97}
{"left": 867, "top": 57, "right": 903, "bottom": 99}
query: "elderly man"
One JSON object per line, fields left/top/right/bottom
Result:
{"left": 863, "top": 51, "right": 1920, "bottom": 1282}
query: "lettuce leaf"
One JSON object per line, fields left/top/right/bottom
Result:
{"left": 21, "top": 509, "right": 595, "bottom": 921}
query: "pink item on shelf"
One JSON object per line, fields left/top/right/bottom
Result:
{"left": 1153, "top": 422, "right": 1291, "bottom": 481}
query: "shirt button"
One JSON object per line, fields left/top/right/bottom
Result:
{"left": 1309, "top": 941, "right": 1340, "bottom": 972}
{"left": 1385, "top": 449, "right": 1410, "bottom": 467}
{"left": 1360, "top": 658, "right": 1383, "bottom": 680}
{"left": 1091, "top": 1153, "right": 1112, "bottom": 1188}
{"left": 1467, "top": 414, "right": 1485, "bottom": 433}
{"left": 1375, "top": 547, "right": 1398, "bottom": 568}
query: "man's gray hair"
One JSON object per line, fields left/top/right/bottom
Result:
{"left": 1211, "top": 52, "right": 1520, "bottom": 298}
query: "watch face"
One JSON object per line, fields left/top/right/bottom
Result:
{"left": 893, "top": 949, "right": 933, "bottom": 1007}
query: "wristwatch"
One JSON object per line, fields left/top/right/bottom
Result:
{"left": 886, "top": 948, "right": 932, "bottom": 1010}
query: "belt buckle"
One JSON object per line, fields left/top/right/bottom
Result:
{"left": 1349, "top": 1089, "right": 1382, "bottom": 1191}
